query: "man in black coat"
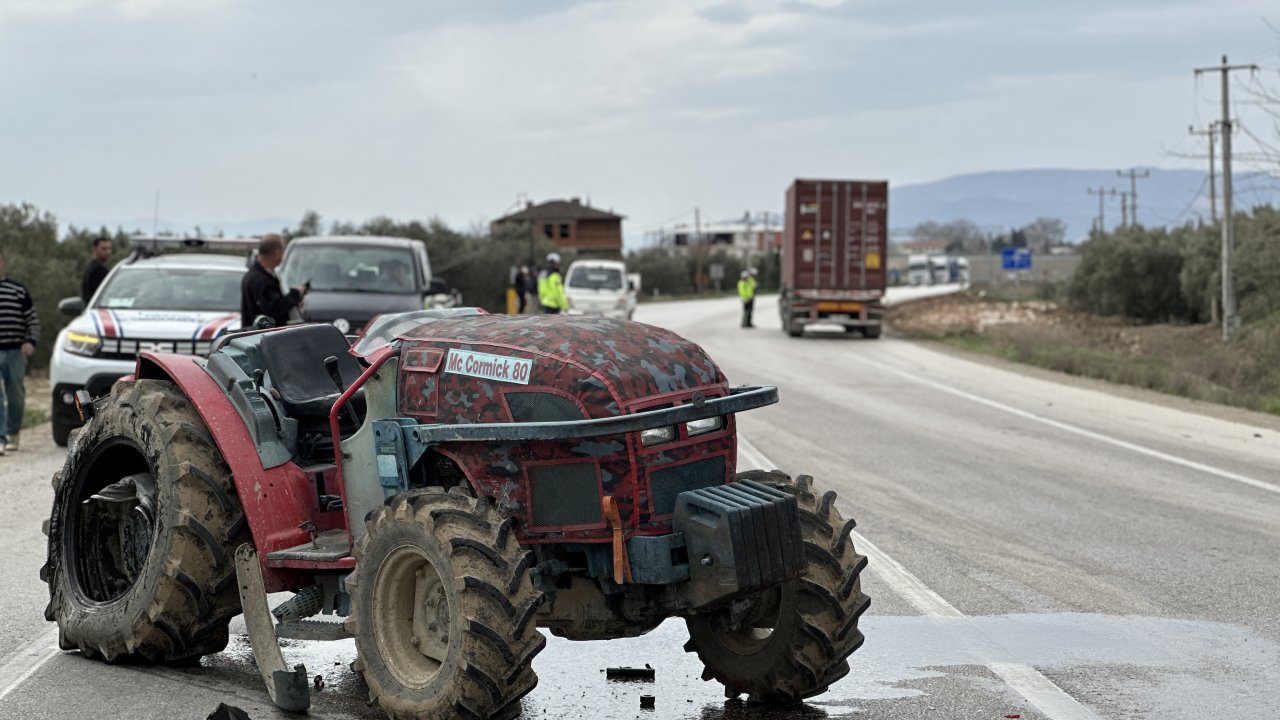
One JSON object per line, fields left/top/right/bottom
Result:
{"left": 241, "top": 235, "right": 307, "bottom": 327}
{"left": 81, "top": 235, "right": 113, "bottom": 302}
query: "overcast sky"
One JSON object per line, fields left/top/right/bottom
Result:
{"left": 1, "top": 0, "right": 1278, "bottom": 242}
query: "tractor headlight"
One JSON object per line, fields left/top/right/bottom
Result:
{"left": 63, "top": 331, "right": 101, "bottom": 357}
{"left": 686, "top": 416, "right": 723, "bottom": 436}
{"left": 640, "top": 426, "right": 676, "bottom": 447}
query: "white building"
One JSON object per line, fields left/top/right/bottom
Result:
{"left": 658, "top": 216, "right": 782, "bottom": 259}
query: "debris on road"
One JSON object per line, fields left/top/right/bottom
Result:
{"left": 640, "top": 694, "right": 656, "bottom": 709}
{"left": 206, "top": 703, "right": 252, "bottom": 720}
{"left": 606, "top": 664, "right": 655, "bottom": 681}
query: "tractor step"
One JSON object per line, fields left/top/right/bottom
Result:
{"left": 276, "top": 619, "right": 352, "bottom": 641}
{"left": 266, "top": 529, "right": 351, "bottom": 563}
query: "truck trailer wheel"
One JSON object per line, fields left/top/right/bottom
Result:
{"left": 347, "top": 488, "right": 546, "bottom": 720}
{"left": 861, "top": 325, "right": 882, "bottom": 339}
{"left": 42, "top": 379, "right": 250, "bottom": 663}
{"left": 683, "top": 471, "right": 869, "bottom": 702}
{"left": 786, "top": 321, "right": 804, "bottom": 338}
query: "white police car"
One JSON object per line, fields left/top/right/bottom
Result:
{"left": 49, "top": 241, "right": 253, "bottom": 445}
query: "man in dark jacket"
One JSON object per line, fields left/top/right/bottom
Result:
{"left": 513, "top": 265, "right": 534, "bottom": 314}
{"left": 81, "top": 235, "right": 113, "bottom": 302}
{"left": 241, "top": 235, "right": 307, "bottom": 327}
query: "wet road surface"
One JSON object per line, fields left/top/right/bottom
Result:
{"left": 2, "top": 294, "right": 1278, "bottom": 718}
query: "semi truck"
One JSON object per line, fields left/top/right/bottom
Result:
{"left": 779, "top": 179, "right": 888, "bottom": 338}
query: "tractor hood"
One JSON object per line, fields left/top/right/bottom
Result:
{"left": 396, "top": 314, "right": 725, "bottom": 408}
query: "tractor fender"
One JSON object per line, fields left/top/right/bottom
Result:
{"left": 136, "top": 353, "right": 316, "bottom": 592}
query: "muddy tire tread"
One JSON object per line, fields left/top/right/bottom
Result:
{"left": 43, "top": 379, "right": 249, "bottom": 664}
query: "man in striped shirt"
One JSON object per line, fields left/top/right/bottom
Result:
{"left": 0, "top": 252, "right": 40, "bottom": 455}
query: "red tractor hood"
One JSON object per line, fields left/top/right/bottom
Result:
{"left": 396, "top": 314, "right": 726, "bottom": 408}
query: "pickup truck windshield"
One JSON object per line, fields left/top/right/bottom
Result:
{"left": 567, "top": 266, "right": 623, "bottom": 291}
{"left": 95, "top": 267, "right": 244, "bottom": 311}
{"left": 283, "top": 245, "right": 418, "bottom": 294}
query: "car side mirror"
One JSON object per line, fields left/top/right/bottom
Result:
{"left": 427, "top": 278, "right": 448, "bottom": 295}
{"left": 59, "top": 297, "right": 85, "bottom": 317}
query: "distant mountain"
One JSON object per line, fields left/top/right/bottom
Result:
{"left": 889, "top": 168, "right": 1280, "bottom": 242}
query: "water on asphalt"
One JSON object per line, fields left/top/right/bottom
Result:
{"left": 189, "top": 609, "right": 1279, "bottom": 720}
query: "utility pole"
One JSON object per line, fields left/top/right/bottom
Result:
{"left": 1086, "top": 187, "right": 1109, "bottom": 234}
{"left": 1195, "top": 55, "right": 1259, "bottom": 340}
{"left": 1117, "top": 190, "right": 1131, "bottom": 229}
{"left": 1188, "top": 123, "right": 1219, "bottom": 223}
{"left": 694, "top": 207, "right": 704, "bottom": 293}
{"left": 1116, "top": 169, "right": 1149, "bottom": 226}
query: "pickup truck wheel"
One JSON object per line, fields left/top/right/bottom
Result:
{"left": 41, "top": 379, "right": 249, "bottom": 663}
{"left": 683, "top": 471, "right": 869, "bottom": 703}
{"left": 51, "top": 411, "right": 75, "bottom": 447}
{"left": 347, "top": 489, "right": 546, "bottom": 720}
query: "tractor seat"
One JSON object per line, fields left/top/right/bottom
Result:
{"left": 258, "top": 324, "right": 364, "bottom": 420}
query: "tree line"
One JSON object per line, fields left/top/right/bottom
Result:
{"left": 1, "top": 203, "right": 774, "bottom": 370}
{"left": 1066, "top": 206, "right": 1280, "bottom": 326}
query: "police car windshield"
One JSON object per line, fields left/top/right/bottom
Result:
{"left": 95, "top": 267, "right": 244, "bottom": 312}
{"left": 282, "top": 245, "right": 418, "bottom": 294}
{"left": 567, "top": 266, "right": 623, "bottom": 291}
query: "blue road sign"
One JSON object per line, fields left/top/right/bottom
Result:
{"left": 1001, "top": 247, "right": 1032, "bottom": 271}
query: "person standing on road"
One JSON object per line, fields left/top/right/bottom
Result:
{"left": 738, "top": 269, "right": 758, "bottom": 328}
{"left": 0, "top": 252, "right": 40, "bottom": 456}
{"left": 241, "top": 235, "right": 308, "bottom": 328}
{"left": 81, "top": 235, "right": 113, "bottom": 302}
{"left": 513, "top": 265, "right": 534, "bottom": 314}
{"left": 537, "top": 253, "right": 567, "bottom": 314}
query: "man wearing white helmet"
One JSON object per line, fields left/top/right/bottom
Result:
{"left": 537, "top": 252, "right": 568, "bottom": 314}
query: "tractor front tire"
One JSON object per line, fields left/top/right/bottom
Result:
{"left": 347, "top": 488, "right": 546, "bottom": 720}
{"left": 684, "top": 471, "right": 869, "bottom": 703}
{"left": 42, "top": 379, "right": 249, "bottom": 663}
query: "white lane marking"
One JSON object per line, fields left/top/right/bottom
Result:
{"left": 738, "top": 435, "right": 1103, "bottom": 720}
{"left": 846, "top": 353, "right": 1280, "bottom": 496}
{"left": 0, "top": 628, "right": 60, "bottom": 702}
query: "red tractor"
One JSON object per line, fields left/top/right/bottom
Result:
{"left": 42, "top": 310, "right": 868, "bottom": 719}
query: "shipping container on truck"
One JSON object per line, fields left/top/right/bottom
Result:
{"left": 779, "top": 179, "right": 888, "bottom": 338}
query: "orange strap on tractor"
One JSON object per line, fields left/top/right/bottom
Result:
{"left": 602, "top": 496, "right": 633, "bottom": 584}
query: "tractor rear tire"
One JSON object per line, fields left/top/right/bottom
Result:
{"left": 683, "top": 470, "right": 869, "bottom": 703}
{"left": 346, "top": 488, "right": 546, "bottom": 720}
{"left": 41, "top": 379, "right": 249, "bottom": 663}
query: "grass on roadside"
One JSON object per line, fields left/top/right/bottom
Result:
{"left": 895, "top": 295, "right": 1280, "bottom": 417}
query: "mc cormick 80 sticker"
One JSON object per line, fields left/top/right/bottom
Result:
{"left": 444, "top": 348, "right": 533, "bottom": 385}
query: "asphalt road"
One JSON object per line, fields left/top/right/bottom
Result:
{"left": 2, "top": 293, "right": 1277, "bottom": 719}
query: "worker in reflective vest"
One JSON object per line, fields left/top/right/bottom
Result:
{"left": 738, "top": 268, "right": 758, "bottom": 328}
{"left": 538, "top": 252, "right": 568, "bottom": 314}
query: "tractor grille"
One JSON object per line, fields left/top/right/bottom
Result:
{"left": 529, "top": 463, "right": 602, "bottom": 528}
{"left": 98, "top": 338, "right": 215, "bottom": 361}
{"left": 508, "top": 392, "right": 585, "bottom": 422}
{"left": 648, "top": 457, "right": 726, "bottom": 516}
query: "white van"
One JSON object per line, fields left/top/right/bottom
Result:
{"left": 564, "top": 259, "right": 638, "bottom": 320}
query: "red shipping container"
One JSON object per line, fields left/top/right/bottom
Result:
{"left": 781, "top": 179, "right": 888, "bottom": 338}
